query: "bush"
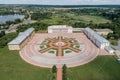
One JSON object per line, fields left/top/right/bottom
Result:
{"left": 110, "top": 40, "right": 118, "bottom": 46}
{"left": 62, "top": 64, "right": 67, "bottom": 80}
{"left": 52, "top": 65, "right": 57, "bottom": 73}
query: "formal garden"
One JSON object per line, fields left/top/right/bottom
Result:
{"left": 39, "top": 36, "right": 83, "bottom": 56}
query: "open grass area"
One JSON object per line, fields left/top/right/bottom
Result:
{"left": 0, "top": 46, "right": 120, "bottom": 80}
{"left": 0, "top": 46, "right": 52, "bottom": 80}
{"left": 39, "top": 13, "right": 111, "bottom": 25}
{"left": 74, "top": 15, "right": 111, "bottom": 24}
{"left": 68, "top": 56, "right": 120, "bottom": 80}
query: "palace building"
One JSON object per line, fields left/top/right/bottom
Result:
{"left": 8, "top": 28, "right": 35, "bottom": 50}
{"left": 48, "top": 25, "right": 73, "bottom": 33}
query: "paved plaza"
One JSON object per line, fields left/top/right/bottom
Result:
{"left": 19, "top": 33, "right": 110, "bottom": 68}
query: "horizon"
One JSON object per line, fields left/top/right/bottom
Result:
{"left": 0, "top": 0, "right": 120, "bottom": 5}
{"left": 0, "top": 4, "right": 120, "bottom": 6}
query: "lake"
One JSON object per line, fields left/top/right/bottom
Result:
{"left": 0, "top": 14, "right": 25, "bottom": 24}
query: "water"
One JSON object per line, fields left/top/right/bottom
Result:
{"left": 0, "top": 14, "right": 25, "bottom": 24}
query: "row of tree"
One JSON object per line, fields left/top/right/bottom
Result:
{"left": 31, "top": 12, "right": 52, "bottom": 20}
{"left": 17, "top": 22, "right": 49, "bottom": 32}
{"left": 0, "top": 31, "right": 5, "bottom": 37}
{"left": 0, "top": 32, "right": 18, "bottom": 48}
{"left": 51, "top": 64, "right": 67, "bottom": 80}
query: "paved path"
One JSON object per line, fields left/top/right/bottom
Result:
{"left": 57, "top": 36, "right": 62, "bottom": 80}
{"left": 19, "top": 33, "right": 114, "bottom": 80}
{"left": 57, "top": 68, "right": 62, "bottom": 80}
{"left": 58, "top": 36, "right": 63, "bottom": 56}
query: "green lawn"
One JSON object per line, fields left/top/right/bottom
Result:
{"left": 68, "top": 56, "right": 120, "bottom": 80}
{"left": 0, "top": 46, "right": 120, "bottom": 80}
{"left": 0, "top": 47, "right": 52, "bottom": 80}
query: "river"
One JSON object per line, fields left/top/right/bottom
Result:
{"left": 0, "top": 14, "right": 25, "bottom": 24}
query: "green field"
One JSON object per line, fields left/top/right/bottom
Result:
{"left": 39, "top": 13, "right": 111, "bottom": 25}
{"left": 0, "top": 47, "right": 120, "bottom": 80}
{"left": 74, "top": 15, "right": 111, "bottom": 24}
{"left": 0, "top": 47, "right": 52, "bottom": 80}
{"left": 68, "top": 56, "right": 120, "bottom": 80}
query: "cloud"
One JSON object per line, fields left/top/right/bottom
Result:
{"left": 0, "top": 0, "right": 120, "bottom": 5}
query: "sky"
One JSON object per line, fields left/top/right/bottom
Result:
{"left": 0, "top": 0, "right": 120, "bottom": 5}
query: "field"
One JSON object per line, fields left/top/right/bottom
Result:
{"left": 0, "top": 47, "right": 52, "bottom": 80}
{"left": 39, "top": 13, "right": 111, "bottom": 25}
{"left": 68, "top": 56, "right": 120, "bottom": 80}
{"left": 74, "top": 15, "right": 111, "bottom": 24}
{"left": 0, "top": 47, "right": 120, "bottom": 80}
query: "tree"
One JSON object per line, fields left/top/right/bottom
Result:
{"left": 0, "top": 31, "right": 5, "bottom": 37}
{"left": 73, "top": 22, "right": 86, "bottom": 28}
{"left": 14, "top": 18, "right": 22, "bottom": 24}
{"left": 107, "top": 33, "right": 114, "bottom": 39}
{"left": 62, "top": 64, "right": 67, "bottom": 80}
{"left": 52, "top": 65, "right": 57, "bottom": 73}
{"left": 63, "top": 64, "right": 67, "bottom": 73}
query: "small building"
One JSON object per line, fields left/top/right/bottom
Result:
{"left": 94, "top": 29, "right": 113, "bottom": 35}
{"left": 48, "top": 25, "right": 73, "bottom": 33}
{"left": 8, "top": 28, "right": 35, "bottom": 50}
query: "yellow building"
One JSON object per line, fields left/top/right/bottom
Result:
{"left": 8, "top": 28, "right": 35, "bottom": 50}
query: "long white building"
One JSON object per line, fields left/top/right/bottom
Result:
{"left": 8, "top": 28, "right": 35, "bottom": 50}
{"left": 84, "top": 27, "right": 110, "bottom": 48}
{"left": 48, "top": 25, "right": 73, "bottom": 33}
{"left": 84, "top": 27, "right": 114, "bottom": 53}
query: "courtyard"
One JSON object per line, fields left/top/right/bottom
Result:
{"left": 20, "top": 33, "right": 109, "bottom": 68}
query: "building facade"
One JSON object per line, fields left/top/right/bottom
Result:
{"left": 84, "top": 27, "right": 110, "bottom": 49}
{"left": 48, "top": 25, "right": 73, "bottom": 33}
{"left": 84, "top": 27, "right": 114, "bottom": 53}
{"left": 8, "top": 28, "right": 35, "bottom": 50}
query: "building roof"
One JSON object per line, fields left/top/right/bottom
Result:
{"left": 94, "top": 29, "right": 113, "bottom": 33}
{"left": 85, "top": 27, "right": 109, "bottom": 43}
{"left": 8, "top": 28, "right": 34, "bottom": 45}
{"left": 105, "top": 46, "right": 114, "bottom": 51}
{"left": 48, "top": 25, "right": 72, "bottom": 29}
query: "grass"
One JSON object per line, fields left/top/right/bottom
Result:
{"left": 0, "top": 46, "right": 52, "bottom": 80}
{"left": 49, "top": 51, "right": 55, "bottom": 54}
{"left": 65, "top": 50, "right": 72, "bottom": 53}
{"left": 74, "top": 15, "right": 111, "bottom": 24}
{"left": 1, "top": 47, "right": 120, "bottom": 80}
{"left": 67, "top": 56, "right": 120, "bottom": 80}
{"left": 36, "top": 30, "right": 48, "bottom": 33}
{"left": 109, "top": 39, "right": 118, "bottom": 46}
{"left": 39, "top": 13, "right": 111, "bottom": 25}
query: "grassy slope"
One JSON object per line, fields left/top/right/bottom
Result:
{"left": 68, "top": 56, "right": 120, "bottom": 80}
{"left": 0, "top": 47, "right": 52, "bottom": 80}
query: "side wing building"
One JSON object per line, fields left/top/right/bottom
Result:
{"left": 8, "top": 28, "right": 35, "bottom": 50}
{"left": 84, "top": 27, "right": 114, "bottom": 53}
